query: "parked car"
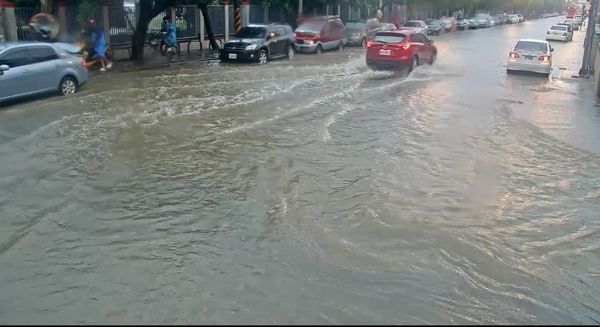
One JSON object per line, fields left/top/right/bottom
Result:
{"left": 556, "top": 22, "right": 574, "bottom": 37}
{"left": 441, "top": 16, "right": 457, "bottom": 32}
{"left": 366, "top": 29, "right": 437, "bottom": 72}
{"left": 563, "top": 19, "right": 580, "bottom": 30}
{"left": 295, "top": 16, "right": 346, "bottom": 54}
{"left": 508, "top": 14, "right": 520, "bottom": 24}
{"left": 0, "top": 41, "right": 88, "bottom": 104}
{"left": 456, "top": 18, "right": 470, "bottom": 30}
{"left": 401, "top": 20, "right": 428, "bottom": 34}
{"left": 574, "top": 15, "right": 583, "bottom": 26}
{"left": 516, "top": 14, "right": 525, "bottom": 22}
{"left": 507, "top": 39, "right": 553, "bottom": 76}
{"left": 424, "top": 19, "right": 444, "bottom": 35}
{"left": 220, "top": 24, "right": 295, "bottom": 64}
{"left": 379, "top": 22, "right": 398, "bottom": 32}
{"left": 467, "top": 17, "right": 479, "bottom": 29}
{"left": 344, "top": 18, "right": 380, "bottom": 47}
{"left": 473, "top": 13, "right": 492, "bottom": 28}
{"left": 546, "top": 24, "right": 572, "bottom": 42}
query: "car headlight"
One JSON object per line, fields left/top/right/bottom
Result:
{"left": 245, "top": 44, "right": 257, "bottom": 50}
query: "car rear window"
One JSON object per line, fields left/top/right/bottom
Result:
{"left": 551, "top": 25, "right": 567, "bottom": 31}
{"left": 346, "top": 22, "right": 365, "bottom": 31}
{"left": 373, "top": 33, "right": 407, "bottom": 43}
{"left": 514, "top": 41, "right": 548, "bottom": 52}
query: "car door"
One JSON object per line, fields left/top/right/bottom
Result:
{"left": 321, "top": 22, "right": 333, "bottom": 50}
{"left": 27, "top": 46, "right": 61, "bottom": 92}
{"left": 420, "top": 34, "right": 434, "bottom": 61}
{"left": 411, "top": 33, "right": 427, "bottom": 61}
{"left": 275, "top": 27, "right": 288, "bottom": 56}
{"left": 265, "top": 28, "right": 278, "bottom": 56}
{"left": 0, "top": 48, "right": 35, "bottom": 100}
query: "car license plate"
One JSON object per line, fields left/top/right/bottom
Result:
{"left": 379, "top": 49, "right": 391, "bottom": 56}
{"left": 524, "top": 55, "right": 535, "bottom": 60}
{"left": 228, "top": 53, "right": 237, "bottom": 59}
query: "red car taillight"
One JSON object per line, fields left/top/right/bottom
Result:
{"left": 401, "top": 43, "right": 411, "bottom": 50}
{"left": 80, "top": 57, "right": 86, "bottom": 67}
{"left": 509, "top": 51, "right": 520, "bottom": 59}
{"left": 538, "top": 55, "right": 551, "bottom": 62}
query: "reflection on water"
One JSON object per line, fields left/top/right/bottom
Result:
{"left": 0, "top": 18, "right": 599, "bottom": 324}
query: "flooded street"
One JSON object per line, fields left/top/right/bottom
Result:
{"left": 1, "top": 17, "right": 600, "bottom": 324}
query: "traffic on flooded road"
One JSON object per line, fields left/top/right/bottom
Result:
{"left": 1, "top": 3, "right": 600, "bottom": 325}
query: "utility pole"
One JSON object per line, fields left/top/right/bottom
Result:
{"left": 579, "top": 0, "right": 598, "bottom": 77}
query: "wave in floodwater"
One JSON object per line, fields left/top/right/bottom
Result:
{"left": 1, "top": 45, "right": 600, "bottom": 324}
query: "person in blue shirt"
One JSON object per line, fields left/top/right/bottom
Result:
{"left": 86, "top": 18, "right": 112, "bottom": 72}
{"left": 161, "top": 16, "right": 177, "bottom": 51}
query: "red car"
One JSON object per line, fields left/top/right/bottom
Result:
{"left": 366, "top": 29, "right": 437, "bottom": 72}
{"left": 295, "top": 16, "right": 346, "bottom": 54}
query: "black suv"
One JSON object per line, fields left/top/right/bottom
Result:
{"left": 220, "top": 24, "right": 296, "bottom": 64}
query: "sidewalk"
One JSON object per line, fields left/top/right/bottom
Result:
{"left": 111, "top": 48, "right": 220, "bottom": 73}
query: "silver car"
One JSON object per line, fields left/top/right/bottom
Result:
{"left": 0, "top": 41, "right": 88, "bottom": 103}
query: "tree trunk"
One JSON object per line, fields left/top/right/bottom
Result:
{"left": 131, "top": 9, "right": 152, "bottom": 61}
{"left": 130, "top": 1, "right": 168, "bottom": 61}
{"left": 199, "top": 3, "right": 220, "bottom": 50}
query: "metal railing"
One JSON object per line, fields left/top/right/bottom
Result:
{"left": 174, "top": 5, "right": 197, "bottom": 38}
{"left": 15, "top": 7, "right": 38, "bottom": 40}
{"left": 108, "top": 6, "right": 135, "bottom": 45}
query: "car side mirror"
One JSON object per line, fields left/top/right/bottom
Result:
{"left": 0, "top": 64, "right": 8, "bottom": 75}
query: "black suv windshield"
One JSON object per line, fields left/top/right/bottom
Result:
{"left": 234, "top": 26, "right": 267, "bottom": 38}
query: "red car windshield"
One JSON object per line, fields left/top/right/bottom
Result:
{"left": 296, "top": 21, "right": 325, "bottom": 34}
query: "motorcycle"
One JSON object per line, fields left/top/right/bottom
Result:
{"left": 148, "top": 30, "right": 179, "bottom": 62}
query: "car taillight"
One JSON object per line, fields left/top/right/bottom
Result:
{"left": 401, "top": 43, "right": 411, "bottom": 50}
{"left": 539, "top": 55, "right": 551, "bottom": 62}
{"left": 509, "top": 51, "right": 519, "bottom": 59}
{"left": 80, "top": 57, "right": 86, "bottom": 67}
{"left": 367, "top": 41, "right": 373, "bottom": 48}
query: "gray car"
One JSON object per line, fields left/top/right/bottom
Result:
{"left": 345, "top": 18, "right": 381, "bottom": 47}
{"left": 0, "top": 41, "right": 88, "bottom": 103}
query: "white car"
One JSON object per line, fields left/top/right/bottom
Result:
{"left": 564, "top": 19, "right": 580, "bottom": 30}
{"left": 507, "top": 39, "right": 553, "bottom": 76}
{"left": 546, "top": 24, "right": 572, "bottom": 41}
{"left": 508, "top": 14, "right": 520, "bottom": 24}
{"left": 516, "top": 14, "right": 524, "bottom": 22}
{"left": 401, "top": 20, "right": 428, "bottom": 34}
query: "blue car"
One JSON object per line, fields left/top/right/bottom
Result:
{"left": 0, "top": 41, "right": 88, "bottom": 104}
